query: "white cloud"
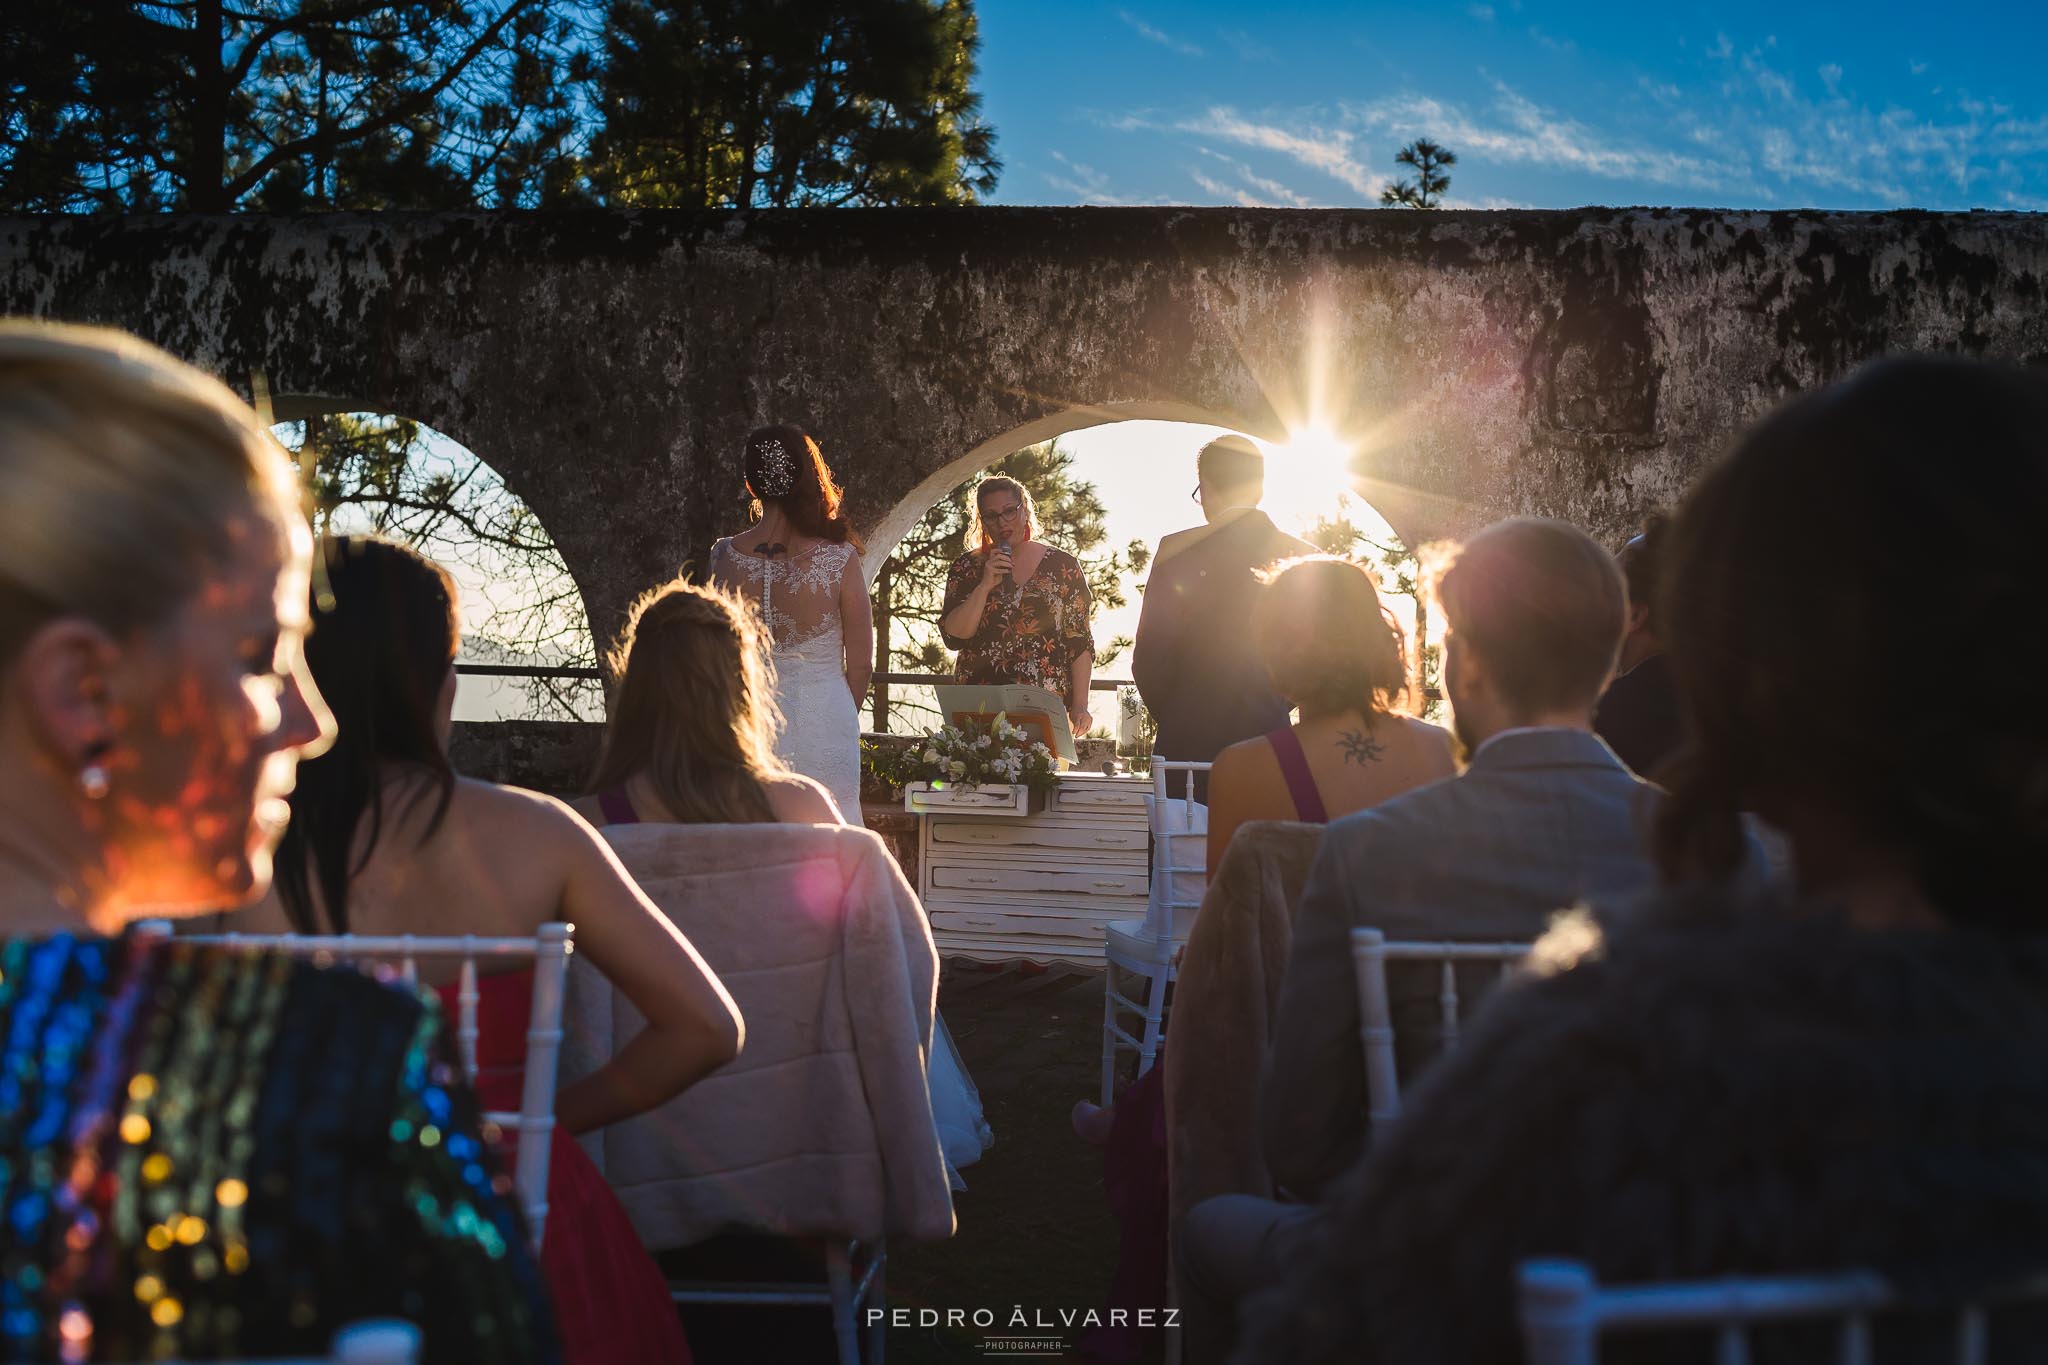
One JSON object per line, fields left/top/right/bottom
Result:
{"left": 1044, "top": 151, "right": 1172, "bottom": 206}
{"left": 1343, "top": 81, "right": 1746, "bottom": 192}
{"left": 1090, "top": 40, "right": 2048, "bottom": 211}
{"left": 1175, "top": 108, "right": 1386, "bottom": 198}
{"left": 1189, "top": 172, "right": 1280, "bottom": 207}
{"left": 1707, "top": 32, "right": 1734, "bottom": 60}
{"left": 1118, "top": 10, "right": 1202, "bottom": 58}
{"left": 1468, "top": 4, "right": 1495, "bottom": 20}
{"left": 1195, "top": 148, "right": 1317, "bottom": 206}
{"left": 1910, "top": 59, "right": 1929, "bottom": 75}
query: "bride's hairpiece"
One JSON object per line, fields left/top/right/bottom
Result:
{"left": 749, "top": 435, "right": 797, "bottom": 499}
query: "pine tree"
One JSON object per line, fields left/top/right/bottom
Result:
{"left": 1379, "top": 138, "right": 1456, "bottom": 209}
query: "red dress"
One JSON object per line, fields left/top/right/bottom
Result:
{"left": 440, "top": 968, "right": 692, "bottom": 1365}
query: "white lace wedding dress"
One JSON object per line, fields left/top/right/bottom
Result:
{"left": 710, "top": 537, "right": 866, "bottom": 825}
{"left": 710, "top": 536, "right": 993, "bottom": 1184}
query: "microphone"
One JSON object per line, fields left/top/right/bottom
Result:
{"left": 996, "top": 538, "right": 1013, "bottom": 590}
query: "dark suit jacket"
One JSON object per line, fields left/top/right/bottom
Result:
{"left": 1259, "top": 729, "right": 1665, "bottom": 1198}
{"left": 1593, "top": 650, "right": 1681, "bottom": 778}
{"left": 1132, "top": 509, "right": 1317, "bottom": 763}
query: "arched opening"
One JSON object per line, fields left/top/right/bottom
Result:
{"left": 267, "top": 409, "right": 603, "bottom": 722}
{"left": 866, "top": 410, "right": 1439, "bottom": 737}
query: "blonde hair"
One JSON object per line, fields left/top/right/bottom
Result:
{"left": 0, "top": 322, "right": 299, "bottom": 666}
{"left": 969, "top": 474, "right": 1036, "bottom": 552}
{"left": 587, "top": 579, "right": 787, "bottom": 824}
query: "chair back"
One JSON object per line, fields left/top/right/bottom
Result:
{"left": 177, "top": 924, "right": 572, "bottom": 1250}
{"left": 1148, "top": 760, "right": 1211, "bottom": 946}
{"left": 1518, "top": 1257, "right": 2048, "bottom": 1365}
{"left": 1348, "top": 925, "right": 1530, "bottom": 1124}
{"left": 570, "top": 822, "right": 954, "bottom": 1250}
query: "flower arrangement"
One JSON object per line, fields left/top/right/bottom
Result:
{"left": 897, "top": 714, "right": 1061, "bottom": 796}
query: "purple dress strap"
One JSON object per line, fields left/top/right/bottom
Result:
{"left": 1266, "top": 727, "right": 1330, "bottom": 825}
{"left": 596, "top": 786, "right": 640, "bottom": 826}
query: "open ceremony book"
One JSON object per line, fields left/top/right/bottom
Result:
{"left": 933, "top": 684, "right": 1078, "bottom": 765}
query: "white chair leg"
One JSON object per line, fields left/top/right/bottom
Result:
{"left": 827, "top": 1240, "right": 859, "bottom": 1365}
{"left": 1137, "top": 964, "right": 1171, "bottom": 1076}
{"left": 864, "top": 1243, "right": 888, "bottom": 1365}
{"left": 1100, "top": 963, "right": 1121, "bottom": 1105}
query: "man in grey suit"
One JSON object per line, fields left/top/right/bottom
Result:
{"left": 1183, "top": 516, "right": 1662, "bottom": 1303}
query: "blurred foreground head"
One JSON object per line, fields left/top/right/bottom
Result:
{"left": 1657, "top": 355, "right": 2048, "bottom": 927}
{"left": 0, "top": 322, "right": 333, "bottom": 927}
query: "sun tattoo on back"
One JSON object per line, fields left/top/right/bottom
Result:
{"left": 1338, "top": 728, "right": 1386, "bottom": 765}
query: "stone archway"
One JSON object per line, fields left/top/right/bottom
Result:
{"left": 5, "top": 207, "right": 2043, "bottom": 658}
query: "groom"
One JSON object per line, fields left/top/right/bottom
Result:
{"left": 1132, "top": 435, "right": 1316, "bottom": 777}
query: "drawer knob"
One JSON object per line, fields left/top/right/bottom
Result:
{"left": 968, "top": 876, "right": 998, "bottom": 885}
{"left": 1093, "top": 879, "right": 1126, "bottom": 889}
{"left": 1094, "top": 835, "right": 1124, "bottom": 844}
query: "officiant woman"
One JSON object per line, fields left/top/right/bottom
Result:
{"left": 940, "top": 474, "right": 1097, "bottom": 735}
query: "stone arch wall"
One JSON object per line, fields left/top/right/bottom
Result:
{"left": 4, "top": 207, "right": 2043, "bottom": 654}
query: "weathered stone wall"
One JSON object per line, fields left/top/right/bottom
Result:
{"left": 3, "top": 208, "right": 2044, "bottom": 654}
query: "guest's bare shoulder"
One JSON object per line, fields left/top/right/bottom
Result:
{"left": 764, "top": 772, "right": 844, "bottom": 825}
{"left": 1392, "top": 715, "right": 1458, "bottom": 773}
{"left": 438, "top": 776, "right": 603, "bottom": 849}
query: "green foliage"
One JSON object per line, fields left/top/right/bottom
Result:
{"left": 279, "top": 413, "right": 600, "bottom": 718}
{"left": 0, "top": 1, "right": 583, "bottom": 211}
{"left": 1379, "top": 137, "right": 1456, "bottom": 210}
{"left": 587, "top": 0, "right": 999, "bottom": 207}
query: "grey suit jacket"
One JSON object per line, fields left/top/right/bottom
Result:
{"left": 1259, "top": 728, "right": 1663, "bottom": 1199}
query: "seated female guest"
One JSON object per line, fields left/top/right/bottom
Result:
{"left": 0, "top": 323, "right": 554, "bottom": 1362}
{"left": 253, "top": 537, "right": 744, "bottom": 1365}
{"left": 571, "top": 578, "right": 840, "bottom": 828}
{"left": 1206, "top": 556, "right": 1455, "bottom": 873}
{"left": 571, "top": 578, "right": 992, "bottom": 1183}
{"left": 1236, "top": 357, "right": 2048, "bottom": 1364}
{"left": 1071, "top": 557, "right": 1453, "bottom": 1358}
{"left": 940, "top": 474, "right": 1097, "bottom": 736}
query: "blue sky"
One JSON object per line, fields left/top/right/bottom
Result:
{"left": 974, "top": 1, "right": 2048, "bottom": 212}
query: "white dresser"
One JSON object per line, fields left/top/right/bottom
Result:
{"left": 909, "top": 772, "right": 1153, "bottom": 965}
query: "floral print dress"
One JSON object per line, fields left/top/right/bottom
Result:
{"left": 941, "top": 544, "right": 1096, "bottom": 706}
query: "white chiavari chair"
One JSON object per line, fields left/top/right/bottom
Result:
{"left": 173, "top": 923, "right": 573, "bottom": 1251}
{"left": 1101, "top": 760, "right": 1210, "bottom": 1104}
{"left": 1519, "top": 1257, "right": 2048, "bottom": 1365}
{"left": 1348, "top": 925, "right": 1531, "bottom": 1125}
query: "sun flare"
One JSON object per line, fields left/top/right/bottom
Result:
{"left": 1257, "top": 422, "right": 1358, "bottom": 534}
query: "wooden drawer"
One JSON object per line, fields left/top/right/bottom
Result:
{"left": 904, "top": 783, "right": 1035, "bottom": 816}
{"left": 1051, "top": 778, "right": 1151, "bottom": 814}
{"left": 925, "top": 894, "right": 1136, "bottom": 923}
{"left": 930, "top": 864, "right": 1149, "bottom": 898}
{"left": 931, "top": 907, "right": 1127, "bottom": 939}
{"left": 935, "top": 933, "right": 1105, "bottom": 965}
{"left": 931, "top": 820, "right": 1147, "bottom": 854}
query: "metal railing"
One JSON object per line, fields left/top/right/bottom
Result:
{"left": 457, "top": 662, "right": 1443, "bottom": 734}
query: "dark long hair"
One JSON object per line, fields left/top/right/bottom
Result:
{"left": 274, "top": 536, "right": 460, "bottom": 933}
{"left": 744, "top": 423, "right": 863, "bottom": 549}
{"left": 1654, "top": 356, "right": 2048, "bottom": 928}
{"left": 586, "top": 579, "right": 781, "bottom": 824}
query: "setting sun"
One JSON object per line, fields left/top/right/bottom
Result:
{"left": 1257, "top": 422, "right": 1358, "bottom": 534}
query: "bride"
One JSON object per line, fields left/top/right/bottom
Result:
{"left": 708, "top": 424, "right": 871, "bottom": 825}
{"left": 710, "top": 424, "right": 993, "bottom": 1182}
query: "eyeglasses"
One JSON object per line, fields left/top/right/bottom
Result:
{"left": 983, "top": 502, "right": 1025, "bottom": 525}
{"left": 1190, "top": 484, "right": 1203, "bottom": 505}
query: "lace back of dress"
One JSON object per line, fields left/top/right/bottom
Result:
{"left": 710, "top": 539, "right": 853, "bottom": 660}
